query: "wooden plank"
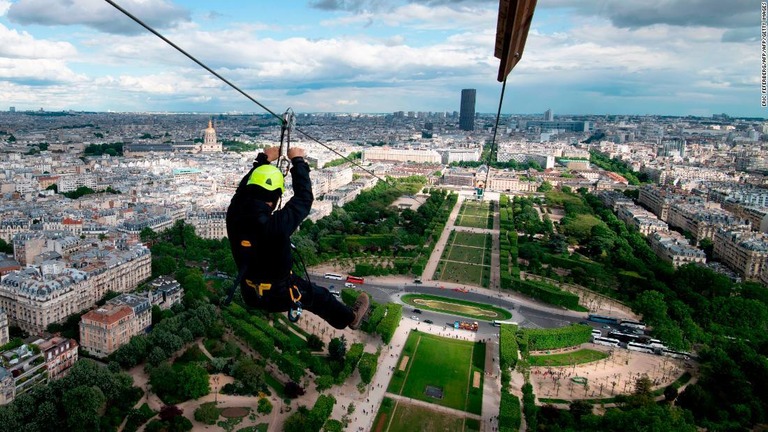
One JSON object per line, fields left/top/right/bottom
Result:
{"left": 495, "top": 0, "right": 538, "bottom": 81}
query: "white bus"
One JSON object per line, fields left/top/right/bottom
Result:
{"left": 492, "top": 320, "right": 518, "bottom": 327}
{"left": 627, "top": 342, "right": 655, "bottom": 354}
{"left": 592, "top": 337, "right": 620, "bottom": 347}
{"left": 662, "top": 349, "right": 690, "bottom": 360}
{"left": 324, "top": 273, "right": 344, "bottom": 280}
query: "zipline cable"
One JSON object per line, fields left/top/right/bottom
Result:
{"left": 104, "top": 0, "right": 410, "bottom": 193}
{"left": 483, "top": 76, "right": 508, "bottom": 195}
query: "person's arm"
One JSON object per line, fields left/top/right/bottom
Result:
{"left": 273, "top": 148, "right": 313, "bottom": 234}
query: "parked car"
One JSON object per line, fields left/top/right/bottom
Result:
{"left": 412, "top": 308, "right": 422, "bottom": 314}
{"left": 424, "top": 319, "right": 434, "bottom": 324}
{"left": 410, "top": 315, "right": 420, "bottom": 321}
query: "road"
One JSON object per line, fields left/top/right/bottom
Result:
{"left": 314, "top": 272, "right": 584, "bottom": 334}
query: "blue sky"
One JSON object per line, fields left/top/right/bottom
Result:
{"left": 0, "top": 0, "right": 761, "bottom": 117}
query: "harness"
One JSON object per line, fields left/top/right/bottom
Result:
{"left": 223, "top": 112, "right": 306, "bottom": 323}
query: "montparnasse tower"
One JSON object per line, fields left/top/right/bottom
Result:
{"left": 201, "top": 119, "right": 222, "bottom": 152}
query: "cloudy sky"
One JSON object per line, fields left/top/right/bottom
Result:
{"left": 0, "top": 0, "right": 762, "bottom": 117}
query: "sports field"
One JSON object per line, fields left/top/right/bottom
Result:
{"left": 455, "top": 200, "right": 493, "bottom": 229}
{"left": 436, "top": 231, "right": 491, "bottom": 287}
{"left": 386, "top": 331, "right": 484, "bottom": 414}
{"left": 373, "top": 398, "right": 479, "bottom": 432}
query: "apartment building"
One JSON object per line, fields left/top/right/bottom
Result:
{"left": 79, "top": 292, "right": 151, "bottom": 358}
{"left": 0, "top": 267, "right": 93, "bottom": 334}
{"left": 187, "top": 210, "right": 227, "bottom": 240}
{"left": 713, "top": 228, "right": 768, "bottom": 280}
{"left": 648, "top": 231, "right": 707, "bottom": 268}
{"left": 0, "top": 244, "right": 150, "bottom": 334}
{"left": 0, "top": 367, "right": 12, "bottom": 405}
{"left": 146, "top": 276, "right": 184, "bottom": 310}
{"left": 722, "top": 202, "right": 768, "bottom": 232}
{"left": 37, "top": 336, "right": 78, "bottom": 380}
{"left": 667, "top": 203, "right": 747, "bottom": 242}
{"left": 0, "top": 308, "right": 8, "bottom": 346}
{"left": 616, "top": 203, "right": 669, "bottom": 236}
{"left": 598, "top": 190, "right": 634, "bottom": 211}
{"left": 638, "top": 184, "right": 681, "bottom": 222}
{"left": 362, "top": 148, "right": 441, "bottom": 164}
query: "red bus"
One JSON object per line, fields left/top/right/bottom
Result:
{"left": 346, "top": 275, "right": 364, "bottom": 284}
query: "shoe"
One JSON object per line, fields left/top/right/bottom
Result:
{"left": 349, "top": 292, "right": 370, "bottom": 330}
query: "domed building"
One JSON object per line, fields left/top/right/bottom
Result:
{"left": 201, "top": 119, "right": 222, "bottom": 153}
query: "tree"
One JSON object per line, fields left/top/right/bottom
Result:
{"left": 257, "top": 397, "right": 273, "bottom": 415}
{"left": 63, "top": 386, "right": 106, "bottom": 431}
{"left": 537, "top": 181, "right": 553, "bottom": 192}
{"left": 285, "top": 382, "right": 305, "bottom": 399}
{"left": 328, "top": 336, "right": 347, "bottom": 362}
{"left": 194, "top": 402, "right": 220, "bottom": 425}
{"left": 307, "top": 334, "right": 324, "bottom": 351}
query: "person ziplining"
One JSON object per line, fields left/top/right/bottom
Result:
{"left": 226, "top": 144, "right": 370, "bottom": 329}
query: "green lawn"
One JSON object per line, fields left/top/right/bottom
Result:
{"left": 456, "top": 215, "right": 492, "bottom": 229}
{"left": 390, "top": 331, "right": 481, "bottom": 414}
{"left": 438, "top": 261, "right": 489, "bottom": 287}
{"left": 453, "top": 231, "right": 489, "bottom": 248}
{"left": 529, "top": 349, "right": 609, "bottom": 367}
{"left": 446, "top": 245, "right": 486, "bottom": 263}
{"left": 401, "top": 294, "right": 512, "bottom": 320}
{"left": 384, "top": 401, "right": 467, "bottom": 432}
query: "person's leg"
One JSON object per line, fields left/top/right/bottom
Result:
{"left": 296, "top": 278, "right": 354, "bottom": 329}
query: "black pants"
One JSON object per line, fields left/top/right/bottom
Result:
{"left": 241, "top": 274, "right": 354, "bottom": 329}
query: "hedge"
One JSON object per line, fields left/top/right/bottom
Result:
{"left": 358, "top": 351, "right": 380, "bottom": 384}
{"left": 309, "top": 394, "right": 336, "bottom": 432}
{"left": 509, "top": 279, "right": 580, "bottom": 310}
{"left": 376, "top": 303, "right": 402, "bottom": 344}
{"left": 499, "top": 393, "right": 521, "bottom": 432}
{"left": 499, "top": 324, "right": 519, "bottom": 370}
{"left": 523, "top": 324, "right": 592, "bottom": 351}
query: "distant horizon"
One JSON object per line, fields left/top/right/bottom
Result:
{"left": 0, "top": 1, "right": 761, "bottom": 117}
{"left": 3, "top": 108, "right": 764, "bottom": 121}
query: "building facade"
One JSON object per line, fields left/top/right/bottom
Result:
{"left": 79, "top": 303, "right": 137, "bottom": 358}
{"left": 713, "top": 228, "right": 768, "bottom": 280}
{"left": 459, "top": 89, "right": 476, "bottom": 131}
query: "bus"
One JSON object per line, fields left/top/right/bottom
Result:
{"left": 627, "top": 342, "right": 655, "bottom": 354}
{"left": 592, "top": 337, "right": 621, "bottom": 347}
{"left": 346, "top": 275, "right": 365, "bottom": 284}
{"left": 324, "top": 273, "right": 344, "bottom": 280}
{"left": 591, "top": 329, "right": 602, "bottom": 337}
{"left": 491, "top": 320, "right": 519, "bottom": 327}
{"left": 621, "top": 320, "right": 647, "bottom": 331}
{"left": 587, "top": 314, "right": 621, "bottom": 325}
{"left": 662, "top": 349, "right": 691, "bottom": 360}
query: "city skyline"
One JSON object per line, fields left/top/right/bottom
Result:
{"left": 0, "top": 0, "right": 761, "bottom": 118}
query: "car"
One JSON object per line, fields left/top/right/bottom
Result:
{"left": 328, "top": 285, "right": 335, "bottom": 289}
{"left": 344, "top": 282, "right": 356, "bottom": 288}
{"left": 413, "top": 279, "right": 423, "bottom": 284}
{"left": 410, "top": 315, "right": 420, "bottom": 321}
{"left": 412, "top": 308, "right": 422, "bottom": 314}
{"left": 329, "top": 290, "right": 340, "bottom": 297}
{"left": 424, "top": 319, "right": 434, "bottom": 324}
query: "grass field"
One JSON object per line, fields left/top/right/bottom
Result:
{"left": 401, "top": 294, "right": 512, "bottom": 320}
{"left": 529, "top": 349, "right": 609, "bottom": 367}
{"left": 437, "top": 231, "right": 491, "bottom": 287}
{"left": 387, "top": 331, "right": 484, "bottom": 414}
{"left": 454, "top": 231, "right": 488, "bottom": 247}
{"left": 456, "top": 201, "right": 494, "bottom": 229}
{"left": 438, "top": 261, "right": 488, "bottom": 286}
{"left": 385, "top": 401, "right": 466, "bottom": 432}
{"left": 446, "top": 245, "right": 486, "bottom": 263}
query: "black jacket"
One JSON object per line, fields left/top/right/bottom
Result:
{"left": 226, "top": 153, "right": 313, "bottom": 284}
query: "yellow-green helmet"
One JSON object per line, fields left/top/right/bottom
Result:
{"left": 247, "top": 165, "right": 285, "bottom": 193}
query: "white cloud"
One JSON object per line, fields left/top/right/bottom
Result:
{"left": 6, "top": 0, "right": 190, "bottom": 35}
{"left": 0, "top": 1, "right": 11, "bottom": 16}
{"left": 0, "top": 23, "right": 77, "bottom": 59}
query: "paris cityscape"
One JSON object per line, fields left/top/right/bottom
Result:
{"left": 0, "top": 0, "right": 765, "bottom": 431}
